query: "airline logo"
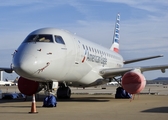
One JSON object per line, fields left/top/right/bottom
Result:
{"left": 114, "top": 14, "right": 120, "bottom": 44}
{"left": 111, "top": 13, "right": 120, "bottom": 53}
{"left": 87, "top": 53, "right": 107, "bottom": 65}
{"left": 113, "top": 48, "right": 119, "bottom": 53}
{"left": 82, "top": 49, "right": 107, "bottom": 65}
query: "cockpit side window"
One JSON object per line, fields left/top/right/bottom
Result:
{"left": 24, "top": 34, "right": 53, "bottom": 43}
{"left": 55, "top": 36, "right": 65, "bottom": 45}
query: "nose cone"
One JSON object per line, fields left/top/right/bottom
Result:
{"left": 13, "top": 53, "right": 37, "bottom": 77}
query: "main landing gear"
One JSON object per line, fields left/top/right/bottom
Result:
{"left": 56, "top": 82, "right": 71, "bottom": 99}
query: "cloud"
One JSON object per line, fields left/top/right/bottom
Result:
{"left": 95, "top": 0, "right": 168, "bottom": 13}
{"left": 1, "top": 0, "right": 168, "bottom": 52}
{"left": 66, "top": 14, "right": 168, "bottom": 54}
{"left": 0, "top": 0, "right": 37, "bottom": 6}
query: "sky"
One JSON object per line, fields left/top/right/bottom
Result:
{"left": 0, "top": 0, "right": 168, "bottom": 80}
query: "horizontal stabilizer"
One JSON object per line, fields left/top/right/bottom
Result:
{"left": 123, "top": 55, "right": 163, "bottom": 64}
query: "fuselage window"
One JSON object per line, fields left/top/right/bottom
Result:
{"left": 24, "top": 34, "right": 53, "bottom": 43}
{"left": 95, "top": 49, "right": 97, "bottom": 53}
{"left": 55, "top": 36, "right": 65, "bottom": 44}
{"left": 92, "top": 48, "right": 94, "bottom": 52}
{"left": 82, "top": 44, "right": 85, "bottom": 49}
{"left": 97, "top": 49, "right": 99, "bottom": 54}
{"left": 86, "top": 46, "right": 88, "bottom": 50}
{"left": 89, "top": 47, "right": 91, "bottom": 51}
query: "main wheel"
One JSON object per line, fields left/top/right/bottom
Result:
{"left": 57, "top": 87, "right": 71, "bottom": 99}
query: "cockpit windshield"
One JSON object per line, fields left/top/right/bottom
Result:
{"left": 24, "top": 34, "right": 53, "bottom": 43}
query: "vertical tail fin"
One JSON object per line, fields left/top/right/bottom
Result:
{"left": 110, "top": 13, "right": 120, "bottom": 53}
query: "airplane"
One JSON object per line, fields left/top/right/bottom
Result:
{"left": 1, "top": 13, "right": 168, "bottom": 99}
{"left": 0, "top": 71, "right": 17, "bottom": 86}
{"left": 0, "top": 80, "right": 15, "bottom": 86}
{"left": 107, "top": 81, "right": 119, "bottom": 85}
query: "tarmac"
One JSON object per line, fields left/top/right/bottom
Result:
{"left": 0, "top": 85, "right": 168, "bottom": 120}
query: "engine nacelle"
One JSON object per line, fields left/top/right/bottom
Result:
{"left": 121, "top": 71, "right": 146, "bottom": 94}
{"left": 18, "top": 77, "right": 44, "bottom": 96}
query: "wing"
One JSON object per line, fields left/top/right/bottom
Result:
{"left": 0, "top": 67, "right": 13, "bottom": 73}
{"left": 99, "top": 65, "right": 168, "bottom": 78}
{"left": 123, "top": 55, "right": 163, "bottom": 64}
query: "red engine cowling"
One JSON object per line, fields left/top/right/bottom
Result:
{"left": 18, "top": 77, "right": 43, "bottom": 96}
{"left": 121, "top": 71, "right": 146, "bottom": 94}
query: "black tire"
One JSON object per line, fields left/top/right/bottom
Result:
{"left": 57, "top": 87, "right": 71, "bottom": 99}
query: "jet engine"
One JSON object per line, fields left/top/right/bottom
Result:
{"left": 18, "top": 77, "right": 44, "bottom": 96}
{"left": 121, "top": 70, "right": 146, "bottom": 94}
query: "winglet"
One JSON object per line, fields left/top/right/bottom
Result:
{"left": 110, "top": 13, "right": 120, "bottom": 53}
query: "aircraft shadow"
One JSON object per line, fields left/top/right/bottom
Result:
{"left": 141, "top": 107, "right": 168, "bottom": 113}
{"left": 57, "top": 97, "right": 112, "bottom": 102}
{"left": 0, "top": 94, "right": 114, "bottom": 104}
{"left": 0, "top": 105, "right": 44, "bottom": 108}
{"left": 0, "top": 112, "right": 31, "bottom": 114}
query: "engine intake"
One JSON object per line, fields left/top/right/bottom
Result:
{"left": 18, "top": 77, "right": 44, "bottom": 96}
{"left": 121, "top": 71, "right": 146, "bottom": 94}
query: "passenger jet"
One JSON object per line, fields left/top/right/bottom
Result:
{"left": 1, "top": 14, "right": 168, "bottom": 98}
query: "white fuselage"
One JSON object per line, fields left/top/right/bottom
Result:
{"left": 12, "top": 28, "right": 123, "bottom": 87}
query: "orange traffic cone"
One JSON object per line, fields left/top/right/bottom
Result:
{"left": 29, "top": 94, "right": 38, "bottom": 114}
